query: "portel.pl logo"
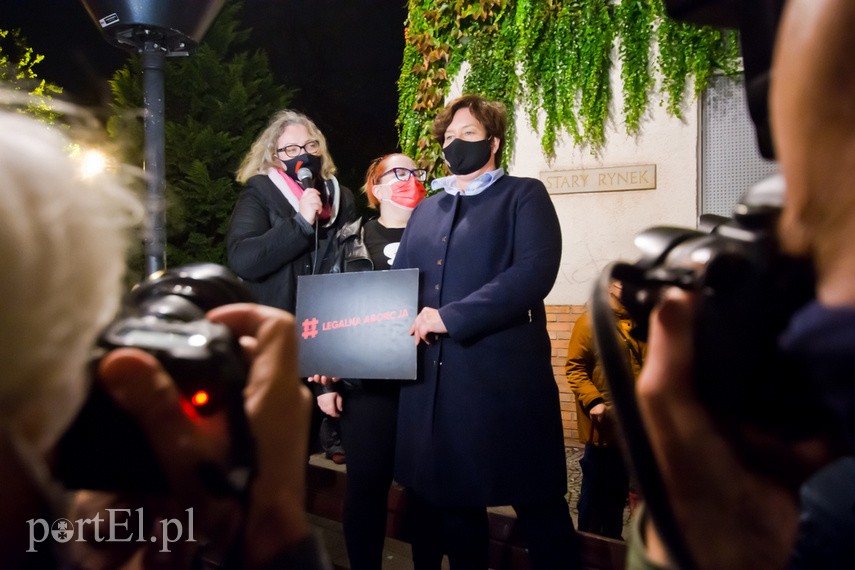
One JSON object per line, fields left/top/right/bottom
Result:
{"left": 27, "top": 508, "right": 195, "bottom": 553}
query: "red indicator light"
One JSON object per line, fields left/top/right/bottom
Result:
{"left": 191, "top": 390, "right": 210, "bottom": 407}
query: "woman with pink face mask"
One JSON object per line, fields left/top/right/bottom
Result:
{"left": 311, "top": 153, "right": 426, "bottom": 570}
{"left": 360, "top": 153, "right": 428, "bottom": 268}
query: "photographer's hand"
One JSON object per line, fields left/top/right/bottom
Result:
{"left": 73, "top": 304, "right": 313, "bottom": 569}
{"left": 636, "top": 289, "right": 834, "bottom": 570}
{"left": 206, "top": 303, "right": 314, "bottom": 567}
{"left": 69, "top": 348, "right": 241, "bottom": 569}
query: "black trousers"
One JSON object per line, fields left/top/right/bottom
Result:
{"left": 577, "top": 444, "right": 629, "bottom": 539}
{"left": 338, "top": 382, "right": 400, "bottom": 570}
{"left": 407, "top": 490, "right": 582, "bottom": 570}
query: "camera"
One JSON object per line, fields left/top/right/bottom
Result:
{"left": 589, "top": 178, "right": 835, "bottom": 569}
{"left": 55, "top": 263, "right": 256, "bottom": 494}
{"left": 597, "top": 176, "right": 830, "bottom": 435}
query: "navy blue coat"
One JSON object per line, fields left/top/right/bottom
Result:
{"left": 392, "top": 174, "right": 568, "bottom": 506}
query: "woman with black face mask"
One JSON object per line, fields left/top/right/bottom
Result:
{"left": 392, "top": 95, "right": 582, "bottom": 570}
{"left": 227, "top": 109, "right": 357, "bottom": 461}
{"left": 227, "top": 109, "right": 358, "bottom": 312}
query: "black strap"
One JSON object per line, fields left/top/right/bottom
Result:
{"left": 591, "top": 263, "right": 697, "bottom": 570}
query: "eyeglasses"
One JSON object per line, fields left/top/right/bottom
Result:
{"left": 276, "top": 140, "right": 320, "bottom": 158}
{"left": 378, "top": 167, "right": 427, "bottom": 182}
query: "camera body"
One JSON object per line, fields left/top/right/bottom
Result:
{"left": 55, "top": 263, "right": 256, "bottom": 494}
{"left": 609, "top": 177, "right": 827, "bottom": 437}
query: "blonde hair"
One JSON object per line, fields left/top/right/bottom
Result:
{"left": 0, "top": 105, "right": 142, "bottom": 451}
{"left": 236, "top": 109, "right": 337, "bottom": 183}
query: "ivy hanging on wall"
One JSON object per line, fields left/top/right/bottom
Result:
{"left": 398, "top": 0, "right": 740, "bottom": 176}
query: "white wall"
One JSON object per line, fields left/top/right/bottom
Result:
{"left": 511, "top": 99, "right": 701, "bottom": 305}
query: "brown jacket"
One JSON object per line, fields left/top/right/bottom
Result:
{"left": 565, "top": 307, "right": 646, "bottom": 446}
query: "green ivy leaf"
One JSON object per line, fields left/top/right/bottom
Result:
{"left": 397, "top": 0, "right": 739, "bottom": 168}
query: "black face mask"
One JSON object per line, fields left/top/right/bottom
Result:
{"left": 282, "top": 153, "right": 321, "bottom": 181}
{"left": 442, "top": 138, "right": 493, "bottom": 175}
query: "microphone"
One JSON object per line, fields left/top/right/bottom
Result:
{"left": 299, "top": 167, "right": 322, "bottom": 272}
{"left": 300, "top": 166, "right": 331, "bottom": 208}
{"left": 297, "top": 167, "right": 313, "bottom": 191}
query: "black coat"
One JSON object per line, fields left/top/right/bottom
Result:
{"left": 392, "top": 175, "right": 568, "bottom": 506}
{"left": 226, "top": 173, "right": 356, "bottom": 312}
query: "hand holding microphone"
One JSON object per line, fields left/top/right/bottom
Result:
{"left": 297, "top": 167, "right": 323, "bottom": 225}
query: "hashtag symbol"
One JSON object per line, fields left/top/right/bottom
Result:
{"left": 301, "top": 317, "right": 319, "bottom": 339}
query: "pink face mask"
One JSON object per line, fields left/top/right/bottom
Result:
{"left": 375, "top": 177, "right": 427, "bottom": 210}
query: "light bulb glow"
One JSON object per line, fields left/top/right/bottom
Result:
{"left": 80, "top": 149, "right": 108, "bottom": 178}
{"left": 191, "top": 390, "right": 210, "bottom": 407}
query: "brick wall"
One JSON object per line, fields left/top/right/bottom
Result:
{"left": 546, "top": 304, "right": 588, "bottom": 448}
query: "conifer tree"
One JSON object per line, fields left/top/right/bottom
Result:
{"left": 108, "top": 1, "right": 293, "bottom": 274}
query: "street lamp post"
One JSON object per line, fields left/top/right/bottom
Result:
{"left": 141, "top": 38, "right": 166, "bottom": 276}
{"left": 79, "top": 0, "right": 224, "bottom": 275}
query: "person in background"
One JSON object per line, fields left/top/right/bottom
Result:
{"left": 566, "top": 280, "right": 645, "bottom": 539}
{"left": 392, "top": 94, "right": 581, "bottom": 570}
{"left": 226, "top": 109, "right": 355, "bottom": 463}
{"left": 310, "top": 153, "right": 427, "bottom": 570}
{"left": 0, "top": 103, "right": 325, "bottom": 569}
{"left": 629, "top": 1, "right": 855, "bottom": 569}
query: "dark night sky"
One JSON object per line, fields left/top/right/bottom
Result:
{"left": 0, "top": 0, "right": 407, "bottom": 191}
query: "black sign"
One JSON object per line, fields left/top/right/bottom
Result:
{"left": 296, "top": 269, "right": 418, "bottom": 379}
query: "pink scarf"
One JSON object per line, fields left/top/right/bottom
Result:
{"left": 276, "top": 169, "right": 331, "bottom": 221}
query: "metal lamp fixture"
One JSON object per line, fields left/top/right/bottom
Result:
{"left": 79, "top": 0, "right": 225, "bottom": 275}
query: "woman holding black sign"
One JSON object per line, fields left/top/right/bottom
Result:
{"left": 392, "top": 95, "right": 579, "bottom": 570}
{"left": 311, "top": 153, "right": 426, "bottom": 570}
